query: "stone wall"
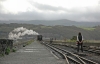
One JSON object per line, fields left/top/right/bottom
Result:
{"left": 0, "top": 39, "right": 13, "bottom": 55}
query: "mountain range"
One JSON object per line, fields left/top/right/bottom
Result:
{"left": 0, "top": 19, "right": 100, "bottom": 27}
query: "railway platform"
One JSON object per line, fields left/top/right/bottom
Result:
{"left": 0, "top": 41, "right": 65, "bottom": 64}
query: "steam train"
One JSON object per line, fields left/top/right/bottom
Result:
{"left": 37, "top": 35, "right": 42, "bottom": 41}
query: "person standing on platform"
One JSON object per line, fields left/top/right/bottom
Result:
{"left": 77, "top": 32, "right": 84, "bottom": 52}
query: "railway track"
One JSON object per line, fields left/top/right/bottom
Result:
{"left": 42, "top": 42, "right": 99, "bottom": 64}
{"left": 53, "top": 43, "right": 100, "bottom": 55}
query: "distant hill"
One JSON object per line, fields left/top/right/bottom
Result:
{"left": 0, "top": 23, "right": 100, "bottom": 40}
{"left": 0, "top": 19, "right": 100, "bottom": 27}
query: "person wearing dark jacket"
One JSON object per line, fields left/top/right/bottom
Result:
{"left": 77, "top": 32, "right": 84, "bottom": 52}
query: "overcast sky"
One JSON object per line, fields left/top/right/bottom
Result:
{"left": 0, "top": 0, "right": 100, "bottom": 22}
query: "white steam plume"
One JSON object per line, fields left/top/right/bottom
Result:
{"left": 8, "top": 27, "right": 39, "bottom": 40}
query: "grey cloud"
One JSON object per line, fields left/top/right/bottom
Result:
{"left": 29, "top": 2, "right": 68, "bottom": 12}
{"left": 81, "top": 12, "right": 100, "bottom": 21}
{"left": 0, "top": 11, "right": 46, "bottom": 20}
{"left": 0, "top": 1, "right": 100, "bottom": 21}
{"left": 0, "top": 10, "right": 100, "bottom": 22}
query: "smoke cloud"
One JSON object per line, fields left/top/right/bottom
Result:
{"left": 8, "top": 27, "right": 39, "bottom": 40}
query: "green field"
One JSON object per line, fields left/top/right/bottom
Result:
{"left": 78, "top": 27, "right": 95, "bottom": 31}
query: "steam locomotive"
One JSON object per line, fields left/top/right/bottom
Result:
{"left": 37, "top": 35, "right": 42, "bottom": 41}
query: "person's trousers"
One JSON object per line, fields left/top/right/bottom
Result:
{"left": 77, "top": 43, "right": 83, "bottom": 52}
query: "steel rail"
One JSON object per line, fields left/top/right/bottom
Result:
{"left": 42, "top": 43, "right": 83, "bottom": 64}
{"left": 52, "top": 44, "right": 99, "bottom": 64}
{"left": 52, "top": 45, "right": 86, "bottom": 64}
